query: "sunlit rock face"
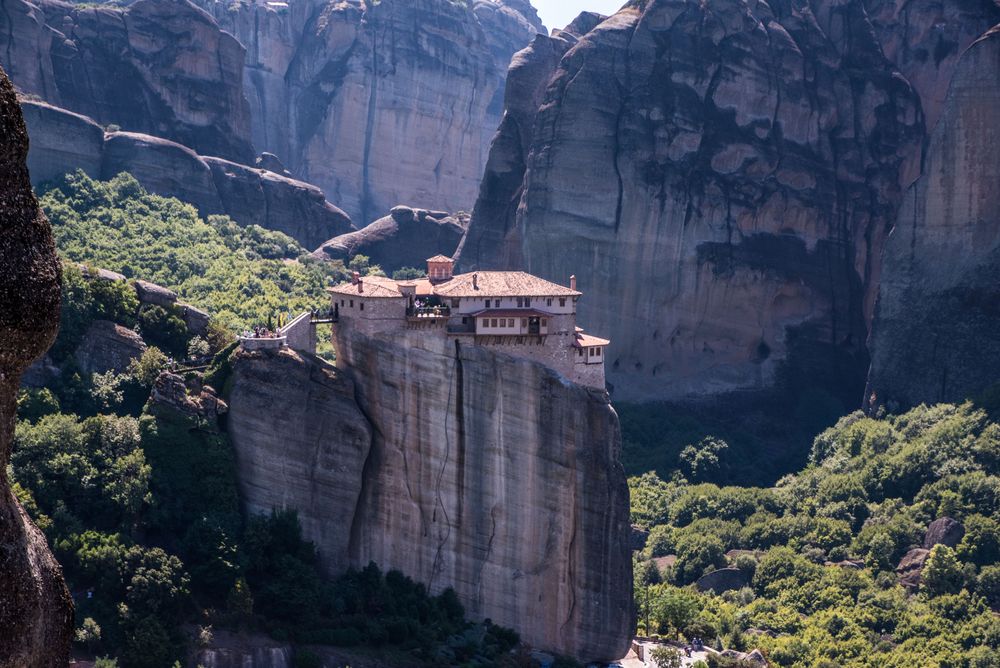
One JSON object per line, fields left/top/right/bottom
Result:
{"left": 464, "top": 0, "right": 929, "bottom": 403}
{"left": 0, "top": 0, "right": 254, "bottom": 162}
{"left": 0, "top": 63, "right": 74, "bottom": 668}
{"left": 227, "top": 328, "right": 633, "bottom": 662}
{"left": 867, "top": 27, "right": 1000, "bottom": 409}
{"left": 196, "top": 0, "right": 543, "bottom": 225}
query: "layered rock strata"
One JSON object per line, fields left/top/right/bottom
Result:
{"left": 464, "top": 0, "right": 926, "bottom": 403}
{"left": 313, "top": 205, "right": 469, "bottom": 271}
{"left": 196, "top": 0, "right": 544, "bottom": 224}
{"left": 227, "top": 328, "right": 633, "bottom": 661}
{"left": 21, "top": 101, "right": 353, "bottom": 248}
{"left": 0, "top": 63, "right": 73, "bottom": 668}
{"left": 0, "top": 0, "right": 253, "bottom": 162}
{"left": 867, "top": 27, "right": 1000, "bottom": 408}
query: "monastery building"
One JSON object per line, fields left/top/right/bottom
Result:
{"left": 327, "top": 255, "right": 610, "bottom": 389}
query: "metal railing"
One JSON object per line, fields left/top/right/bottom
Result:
{"left": 406, "top": 305, "right": 451, "bottom": 318}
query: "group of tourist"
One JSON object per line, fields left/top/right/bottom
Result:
{"left": 242, "top": 325, "right": 280, "bottom": 339}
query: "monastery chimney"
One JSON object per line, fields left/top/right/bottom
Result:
{"left": 357, "top": 275, "right": 364, "bottom": 293}
{"left": 473, "top": 273, "right": 479, "bottom": 290}
{"left": 352, "top": 270, "right": 361, "bottom": 284}
{"left": 570, "top": 274, "right": 577, "bottom": 291}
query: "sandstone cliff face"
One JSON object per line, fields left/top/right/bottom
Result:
{"left": 0, "top": 0, "right": 253, "bottom": 161}
{"left": 313, "top": 205, "right": 468, "bottom": 270}
{"left": 227, "top": 332, "right": 633, "bottom": 661}
{"left": 21, "top": 100, "right": 353, "bottom": 248}
{"left": 197, "top": 0, "right": 543, "bottom": 224}
{"left": 0, "top": 63, "right": 73, "bottom": 668}
{"left": 867, "top": 26, "right": 1000, "bottom": 408}
{"left": 465, "top": 0, "right": 926, "bottom": 403}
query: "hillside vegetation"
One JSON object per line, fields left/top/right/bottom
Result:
{"left": 630, "top": 402, "right": 1000, "bottom": 667}
{"left": 40, "top": 171, "right": 348, "bottom": 331}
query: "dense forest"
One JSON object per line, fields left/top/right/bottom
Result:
{"left": 629, "top": 403, "right": 1000, "bottom": 667}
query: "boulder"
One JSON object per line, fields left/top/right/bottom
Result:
{"left": 696, "top": 568, "right": 749, "bottom": 594}
{"left": 73, "top": 320, "right": 147, "bottom": 376}
{"left": 205, "top": 157, "right": 352, "bottom": 249}
{"left": 896, "top": 547, "right": 931, "bottom": 590}
{"left": 79, "top": 265, "right": 127, "bottom": 282}
{"left": 0, "top": 61, "right": 74, "bottom": 668}
{"left": 101, "top": 131, "right": 223, "bottom": 215}
{"left": 135, "top": 279, "right": 179, "bottom": 308}
{"left": 923, "top": 517, "right": 965, "bottom": 549}
{"left": 256, "top": 152, "right": 291, "bottom": 177}
{"left": 313, "top": 206, "right": 468, "bottom": 272}
{"left": 179, "top": 303, "right": 211, "bottom": 336}
{"left": 150, "top": 372, "right": 228, "bottom": 420}
{"left": 631, "top": 524, "right": 650, "bottom": 551}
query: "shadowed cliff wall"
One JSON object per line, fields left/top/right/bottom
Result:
{"left": 0, "top": 62, "right": 74, "bottom": 668}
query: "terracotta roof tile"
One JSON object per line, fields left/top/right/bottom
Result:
{"left": 574, "top": 331, "right": 610, "bottom": 347}
{"left": 433, "top": 271, "right": 580, "bottom": 298}
{"left": 327, "top": 277, "right": 403, "bottom": 298}
{"left": 469, "top": 309, "right": 551, "bottom": 318}
{"left": 426, "top": 254, "right": 454, "bottom": 262}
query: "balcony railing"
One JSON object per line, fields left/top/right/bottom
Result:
{"left": 407, "top": 305, "right": 451, "bottom": 318}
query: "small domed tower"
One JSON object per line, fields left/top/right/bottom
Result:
{"left": 426, "top": 255, "right": 455, "bottom": 283}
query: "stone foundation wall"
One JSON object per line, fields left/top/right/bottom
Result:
{"left": 280, "top": 312, "right": 315, "bottom": 355}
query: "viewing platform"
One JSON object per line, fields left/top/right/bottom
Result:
{"left": 239, "top": 334, "right": 286, "bottom": 352}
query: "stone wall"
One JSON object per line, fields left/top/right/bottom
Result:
{"left": 330, "top": 294, "right": 407, "bottom": 335}
{"left": 280, "top": 312, "right": 316, "bottom": 356}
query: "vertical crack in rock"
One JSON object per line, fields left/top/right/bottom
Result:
{"left": 360, "top": 17, "right": 380, "bottom": 227}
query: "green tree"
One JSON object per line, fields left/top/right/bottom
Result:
{"left": 648, "top": 585, "right": 701, "bottom": 638}
{"left": 75, "top": 617, "right": 102, "bottom": 652}
{"left": 922, "top": 545, "right": 965, "bottom": 596}
{"left": 956, "top": 514, "right": 1000, "bottom": 567}
{"left": 672, "top": 534, "right": 726, "bottom": 585}
{"left": 977, "top": 564, "right": 1000, "bottom": 609}
{"left": 649, "top": 645, "right": 682, "bottom": 668}
{"left": 629, "top": 472, "right": 674, "bottom": 528}
{"left": 680, "top": 436, "right": 729, "bottom": 482}
{"left": 226, "top": 576, "right": 254, "bottom": 623}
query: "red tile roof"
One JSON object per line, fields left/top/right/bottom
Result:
{"left": 574, "top": 331, "right": 610, "bottom": 347}
{"left": 469, "top": 309, "right": 551, "bottom": 318}
{"left": 426, "top": 254, "right": 454, "bottom": 263}
{"left": 433, "top": 271, "right": 580, "bottom": 298}
{"left": 327, "top": 276, "right": 403, "bottom": 298}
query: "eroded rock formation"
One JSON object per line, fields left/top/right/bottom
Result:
{"left": 867, "top": 26, "right": 1000, "bottom": 408}
{"left": 21, "top": 100, "right": 353, "bottom": 248}
{"left": 0, "top": 0, "right": 253, "bottom": 162}
{"left": 0, "top": 62, "right": 73, "bottom": 668}
{"left": 313, "top": 205, "right": 468, "bottom": 271}
{"left": 226, "top": 328, "right": 633, "bottom": 661}
{"left": 465, "top": 0, "right": 930, "bottom": 403}
{"left": 197, "top": 0, "right": 543, "bottom": 224}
